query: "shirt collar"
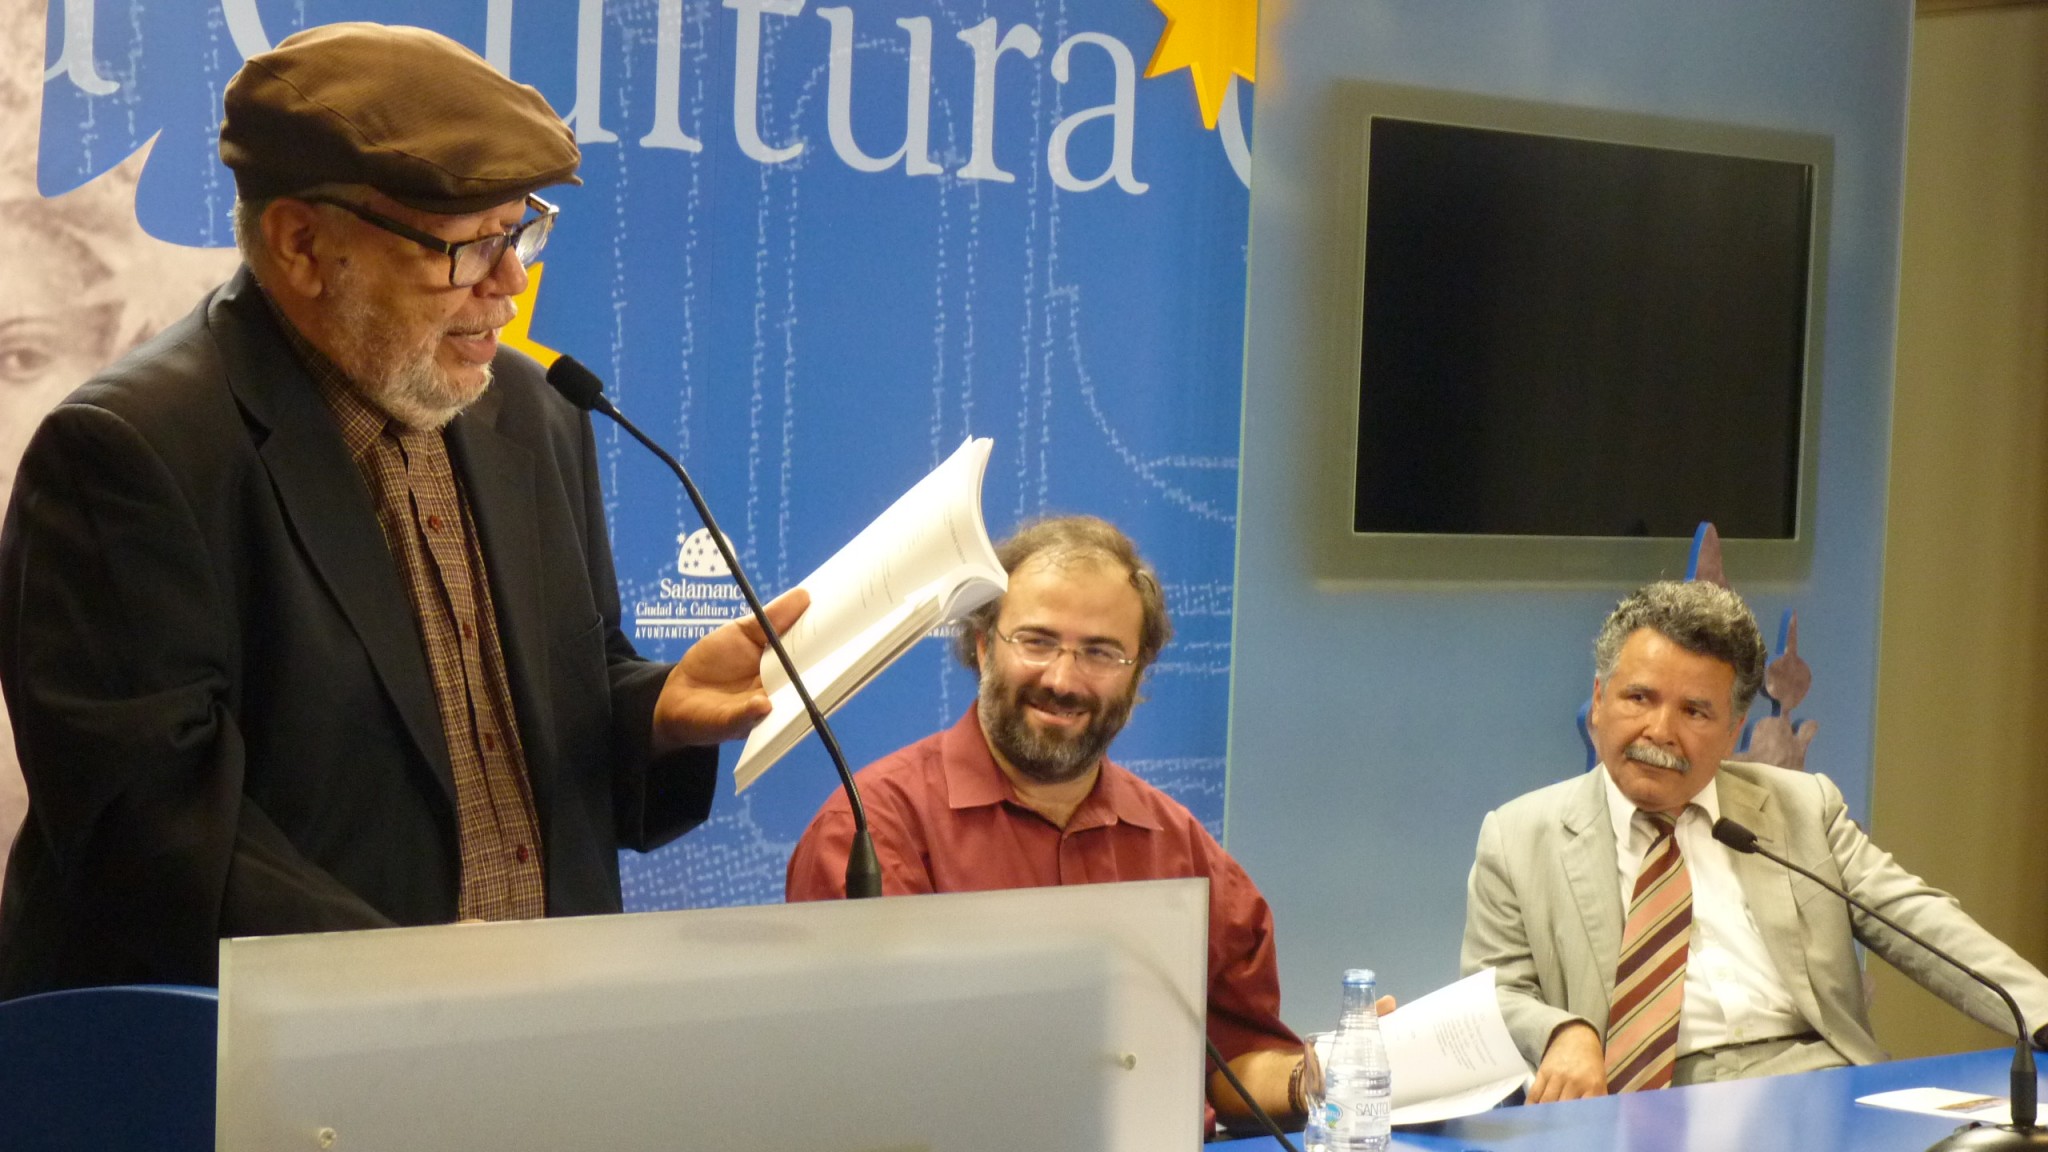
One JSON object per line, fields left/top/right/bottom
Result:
{"left": 938, "top": 708, "right": 1163, "bottom": 831}
{"left": 1599, "top": 760, "right": 1721, "bottom": 844}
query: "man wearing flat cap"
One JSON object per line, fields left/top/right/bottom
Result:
{"left": 0, "top": 23, "right": 802, "bottom": 998}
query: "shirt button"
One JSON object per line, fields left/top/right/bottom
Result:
{"left": 515, "top": 844, "right": 529, "bottom": 863}
{"left": 427, "top": 514, "right": 444, "bottom": 531}
{"left": 482, "top": 733, "right": 497, "bottom": 751}
{"left": 461, "top": 621, "right": 476, "bottom": 640}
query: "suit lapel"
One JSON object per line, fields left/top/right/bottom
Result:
{"left": 445, "top": 391, "right": 554, "bottom": 810}
{"left": 1719, "top": 765, "right": 1826, "bottom": 1028}
{"left": 1559, "top": 769, "right": 1626, "bottom": 1005}
{"left": 211, "top": 273, "right": 455, "bottom": 808}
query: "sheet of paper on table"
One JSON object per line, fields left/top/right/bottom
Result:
{"left": 1313, "top": 967, "right": 1530, "bottom": 1126}
{"left": 1856, "top": 1087, "right": 2013, "bottom": 1125}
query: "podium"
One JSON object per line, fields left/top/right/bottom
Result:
{"left": 217, "top": 878, "right": 1210, "bottom": 1151}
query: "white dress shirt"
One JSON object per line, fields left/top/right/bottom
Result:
{"left": 1602, "top": 766, "right": 1813, "bottom": 1053}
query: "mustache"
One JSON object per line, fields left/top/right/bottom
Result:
{"left": 448, "top": 303, "right": 518, "bottom": 337}
{"left": 1025, "top": 686, "right": 1096, "bottom": 712}
{"left": 1624, "top": 742, "right": 1690, "bottom": 773}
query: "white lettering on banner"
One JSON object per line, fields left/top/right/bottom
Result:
{"left": 640, "top": 577, "right": 745, "bottom": 641}
{"left": 659, "top": 579, "right": 745, "bottom": 600}
{"left": 43, "top": 0, "right": 117, "bottom": 94}
{"left": 486, "top": 0, "right": 515, "bottom": 73}
{"left": 641, "top": 0, "right": 705, "bottom": 151}
{"left": 954, "top": 17, "right": 1042, "bottom": 185}
{"left": 818, "top": 8, "right": 940, "bottom": 176}
{"left": 39, "top": 1, "right": 1252, "bottom": 193}
{"left": 219, "top": 0, "right": 271, "bottom": 62}
{"left": 1218, "top": 75, "right": 1250, "bottom": 188}
{"left": 565, "top": 0, "right": 619, "bottom": 144}
{"left": 728, "top": 0, "right": 807, "bottom": 164}
{"left": 1048, "top": 32, "right": 1146, "bottom": 195}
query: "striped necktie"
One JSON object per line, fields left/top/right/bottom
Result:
{"left": 1605, "top": 810, "right": 1692, "bottom": 1093}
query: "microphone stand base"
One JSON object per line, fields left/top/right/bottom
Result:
{"left": 1927, "top": 1124, "right": 2048, "bottom": 1151}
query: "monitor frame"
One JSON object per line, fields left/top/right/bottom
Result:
{"left": 1302, "top": 81, "right": 1832, "bottom": 585}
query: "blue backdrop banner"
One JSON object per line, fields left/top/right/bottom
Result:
{"left": 26, "top": 0, "right": 1254, "bottom": 910}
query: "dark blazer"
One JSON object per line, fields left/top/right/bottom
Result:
{"left": 0, "top": 269, "right": 716, "bottom": 998}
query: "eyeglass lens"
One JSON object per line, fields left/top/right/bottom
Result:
{"left": 1008, "top": 632, "right": 1128, "bottom": 673}
{"left": 453, "top": 211, "right": 554, "bottom": 286}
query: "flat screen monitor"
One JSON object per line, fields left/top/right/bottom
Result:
{"left": 1309, "top": 83, "right": 1830, "bottom": 582}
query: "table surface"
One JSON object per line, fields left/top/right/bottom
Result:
{"left": 1214, "top": 1048, "right": 2042, "bottom": 1152}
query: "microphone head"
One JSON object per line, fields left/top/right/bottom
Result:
{"left": 1711, "top": 817, "right": 1760, "bottom": 854}
{"left": 545, "top": 354, "right": 607, "bottom": 412}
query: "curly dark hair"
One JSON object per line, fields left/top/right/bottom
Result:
{"left": 954, "top": 515, "right": 1172, "bottom": 675}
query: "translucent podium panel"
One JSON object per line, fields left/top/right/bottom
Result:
{"left": 218, "top": 877, "right": 1209, "bottom": 1152}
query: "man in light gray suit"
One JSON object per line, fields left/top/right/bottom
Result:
{"left": 1463, "top": 581, "right": 2048, "bottom": 1102}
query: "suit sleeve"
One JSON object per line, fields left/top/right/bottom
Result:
{"left": 1463, "top": 808, "right": 1586, "bottom": 1068}
{"left": 553, "top": 407, "right": 718, "bottom": 852}
{"left": 1, "top": 404, "right": 386, "bottom": 986}
{"left": 1810, "top": 773, "right": 2048, "bottom": 1048}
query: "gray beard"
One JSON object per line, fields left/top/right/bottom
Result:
{"left": 373, "top": 354, "right": 489, "bottom": 432}
{"left": 326, "top": 265, "right": 490, "bottom": 430}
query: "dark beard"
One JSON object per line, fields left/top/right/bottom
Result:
{"left": 977, "top": 666, "right": 1136, "bottom": 784}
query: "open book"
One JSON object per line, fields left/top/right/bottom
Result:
{"left": 733, "top": 438, "right": 1005, "bottom": 791}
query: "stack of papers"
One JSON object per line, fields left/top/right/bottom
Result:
{"left": 1312, "top": 968, "right": 1530, "bottom": 1126}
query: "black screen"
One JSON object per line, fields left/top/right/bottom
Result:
{"left": 1353, "top": 117, "right": 1813, "bottom": 539}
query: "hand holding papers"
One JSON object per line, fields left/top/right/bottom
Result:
{"left": 1311, "top": 968, "right": 1529, "bottom": 1126}
{"left": 733, "top": 438, "right": 1005, "bottom": 790}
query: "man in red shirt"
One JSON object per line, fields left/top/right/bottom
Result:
{"left": 787, "top": 515, "right": 1306, "bottom": 1128}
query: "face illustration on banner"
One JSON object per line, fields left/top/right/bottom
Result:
{"left": 0, "top": 213, "right": 122, "bottom": 488}
{"left": 19, "top": 0, "right": 1256, "bottom": 910}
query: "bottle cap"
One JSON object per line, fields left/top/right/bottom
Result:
{"left": 1343, "top": 967, "right": 1377, "bottom": 986}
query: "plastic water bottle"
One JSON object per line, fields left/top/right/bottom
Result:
{"left": 1302, "top": 1073, "right": 1331, "bottom": 1152}
{"left": 1319, "top": 968, "right": 1392, "bottom": 1151}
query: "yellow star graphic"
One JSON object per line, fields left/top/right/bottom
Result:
{"left": 500, "top": 260, "right": 561, "bottom": 368}
{"left": 1144, "top": 0, "right": 1258, "bottom": 131}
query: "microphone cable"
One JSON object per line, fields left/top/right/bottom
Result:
{"left": 545, "top": 355, "right": 881, "bottom": 898}
{"left": 1207, "top": 1035, "right": 1302, "bottom": 1152}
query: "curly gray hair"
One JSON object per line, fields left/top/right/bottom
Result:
{"left": 1594, "top": 580, "right": 1767, "bottom": 716}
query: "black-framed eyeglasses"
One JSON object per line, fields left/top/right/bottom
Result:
{"left": 993, "top": 628, "right": 1137, "bottom": 677}
{"left": 305, "top": 193, "right": 558, "bottom": 287}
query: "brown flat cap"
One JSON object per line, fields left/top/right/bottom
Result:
{"left": 219, "top": 22, "right": 580, "bottom": 215}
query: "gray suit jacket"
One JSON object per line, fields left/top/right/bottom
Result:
{"left": 1462, "top": 760, "right": 2048, "bottom": 1068}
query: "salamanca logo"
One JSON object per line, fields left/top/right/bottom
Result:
{"left": 44, "top": 0, "right": 1247, "bottom": 195}
{"left": 634, "top": 529, "right": 745, "bottom": 642}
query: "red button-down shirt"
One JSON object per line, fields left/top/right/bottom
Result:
{"left": 786, "top": 709, "right": 1299, "bottom": 1072}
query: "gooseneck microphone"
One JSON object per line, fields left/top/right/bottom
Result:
{"left": 545, "top": 355, "right": 882, "bottom": 900}
{"left": 1711, "top": 817, "right": 2044, "bottom": 1150}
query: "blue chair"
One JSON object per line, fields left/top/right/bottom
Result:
{"left": 0, "top": 984, "right": 216, "bottom": 1151}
